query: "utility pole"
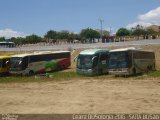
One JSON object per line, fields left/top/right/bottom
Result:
{"left": 99, "top": 19, "right": 104, "bottom": 42}
{"left": 109, "top": 27, "right": 112, "bottom": 42}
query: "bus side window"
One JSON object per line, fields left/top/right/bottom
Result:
{"left": 100, "top": 52, "right": 108, "bottom": 65}
{"left": 93, "top": 57, "right": 98, "bottom": 68}
{"left": 22, "top": 57, "right": 29, "bottom": 69}
{"left": 100, "top": 53, "right": 107, "bottom": 61}
{"left": 2, "top": 59, "right": 6, "bottom": 68}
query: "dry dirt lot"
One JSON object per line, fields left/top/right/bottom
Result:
{"left": 0, "top": 45, "right": 160, "bottom": 114}
{"left": 0, "top": 78, "right": 160, "bottom": 114}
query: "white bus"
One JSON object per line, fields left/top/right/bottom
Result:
{"left": 9, "top": 51, "right": 71, "bottom": 75}
{"left": 108, "top": 47, "right": 155, "bottom": 75}
{"left": 0, "top": 42, "right": 15, "bottom": 48}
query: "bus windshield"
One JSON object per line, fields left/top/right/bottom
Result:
{"left": 10, "top": 57, "right": 23, "bottom": 70}
{"left": 109, "top": 52, "right": 128, "bottom": 69}
{"left": 77, "top": 55, "right": 95, "bottom": 69}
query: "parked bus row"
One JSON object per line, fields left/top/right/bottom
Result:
{"left": 0, "top": 48, "right": 156, "bottom": 76}
{"left": 75, "top": 47, "right": 155, "bottom": 76}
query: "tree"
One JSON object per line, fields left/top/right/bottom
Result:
{"left": 80, "top": 28, "right": 100, "bottom": 43}
{"left": 116, "top": 28, "right": 130, "bottom": 37}
{"left": 131, "top": 26, "right": 147, "bottom": 40}
{"left": 59, "top": 30, "right": 69, "bottom": 40}
{"left": 131, "top": 29, "right": 146, "bottom": 36}
{"left": 103, "top": 30, "right": 110, "bottom": 37}
{"left": 25, "top": 34, "right": 42, "bottom": 44}
{"left": 44, "top": 30, "right": 58, "bottom": 43}
{"left": 9, "top": 37, "right": 25, "bottom": 45}
{"left": 116, "top": 28, "right": 130, "bottom": 41}
{"left": 130, "top": 24, "right": 148, "bottom": 39}
{"left": 0, "top": 37, "right": 5, "bottom": 42}
{"left": 67, "top": 33, "right": 81, "bottom": 43}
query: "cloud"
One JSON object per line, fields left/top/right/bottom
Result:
{"left": 0, "top": 28, "right": 27, "bottom": 38}
{"left": 127, "top": 6, "right": 160, "bottom": 29}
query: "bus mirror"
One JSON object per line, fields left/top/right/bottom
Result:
{"left": 92, "top": 56, "right": 98, "bottom": 62}
{"left": 6, "top": 60, "right": 10, "bottom": 65}
{"left": 74, "top": 56, "right": 78, "bottom": 62}
{"left": 19, "top": 61, "right": 22, "bottom": 65}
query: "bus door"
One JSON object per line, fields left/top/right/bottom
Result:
{"left": 99, "top": 52, "right": 108, "bottom": 73}
{"left": 21, "top": 57, "right": 29, "bottom": 70}
{"left": 0, "top": 58, "right": 10, "bottom": 73}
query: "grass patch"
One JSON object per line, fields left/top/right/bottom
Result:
{"left": 0, "top": 76, "right": 36, "bottom": 83}
{"left": 1, "top": 70, "right": 160, "bottom": 83}
{"left": 147, "top": 70, "right": 160, "bottom": 77}
{"left": 0, "top": 71, "right": 85, "bottom": 83}
{"left": 49, "top": 71, "right": 81, "bottom": 80}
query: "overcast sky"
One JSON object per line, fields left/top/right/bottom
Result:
{"left": 0, "top": 0, "right": 160, "bottom": 38}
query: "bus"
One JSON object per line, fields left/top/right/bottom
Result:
{"left": 0, "top": 42, "right": 15, "bottom": 48}
{"left": 75, "top": 49, "right": 110, "bottom": 76}
{"left": 0, "top": 55, "right": 11, "bottom": 75}
{"left": 108, "top": 47, "right": 155, "bottom": 75}
{"left": 9, "top": 51, "right": 71, "bottom": 75}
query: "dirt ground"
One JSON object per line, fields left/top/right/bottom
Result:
{"left": 0, "top": 78, "right": 160, "bottom": 114}
{"left": 0, "top": 45, "right": 160, "bottom": 114}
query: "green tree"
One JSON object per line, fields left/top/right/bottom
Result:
{"left": 0, "top": 37, "right": 5, "bottom": 42}
{"left": 25, "top": 34, "right": 42, "bottom": 44}
{"left": 130, "top": 24, "right": 147, "bottom": 39}
{"left": 131, "top": 28, "right": 147, "bottom": 40}
{"left": 59, "top": 30, "right": 69, "bottom": 40}
{"left": 131, "top": 29, "right": 146, "bottom": 36}
{"left": 116, "top": 28, "right": 130, "bottom": 37}
{"left": 116, "top": 28, "right": 130, "bottom": 41}
{"left": 67, "top": 33, "right": 80, "bottom": 43}
{"left": 80, "top": 28, "right": 100, "bottom": 43}
{"left": 44, "top": 30, "right": 58, "bottom": 43}
{"left": 9, "top": 37, "right": 25, "bottom": 45}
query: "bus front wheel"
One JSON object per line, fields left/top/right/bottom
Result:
{"left": 132, "top": 68, "right": 136, "bottom": 75}
{"left": 29, "top": 70, "right": 34, "bottom": 76}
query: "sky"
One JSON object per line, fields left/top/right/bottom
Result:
{"left": 0, "top": 0, "right": 160, "bottom": 38}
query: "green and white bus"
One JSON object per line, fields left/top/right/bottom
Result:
{"left": 75, "top": 49, "right": 110, "bottom": 76}
{"left": 108, "top": 47, "right": 155, "bottom": 75}
{"left": 9, "top": 51, "right": 71, "bottom": 76}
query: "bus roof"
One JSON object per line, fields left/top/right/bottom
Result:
{"left": 0, "top": 42, "right": 15, "bottom": 44}
{"left": 12, "top": 51, "right": 70, "bottom": 58}
{"left": 110, "top": 47, "right": 153, "bottom": 53}
{"left": 110, "top": 47, "right": 136, "bottom": 52}
{"left": 0, "top": 55, "right": 12, "bottom": 59}
{"left": 79, "top": 49, "right": 109, "bottom": 55}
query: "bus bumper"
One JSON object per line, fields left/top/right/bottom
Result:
{"left": 76, "top": 68, "right": 95, "bottom": 76}
{"left": 109, "top": 68, "right": 130, "bottom": 75}
{"left": 9, "top": 71, "right": 24, "bottom": 76}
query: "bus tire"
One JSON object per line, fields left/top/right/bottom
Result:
{"left": 133, "top": 68, "right": 136, "bottom": 75}
{"left": 98, "top": 69, "right": 103, "bottom": 75}
{"left": 147, "top": 66, "right": 152, "bottom": 72}
{"left": 60, "top": 65, "right": 65, "bottom": 70}
{"left": 29, "top": 70, "right": 34, "bottom": 76}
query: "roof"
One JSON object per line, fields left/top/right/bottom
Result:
{"left": 111, "top": 47, "right": 153, "bottom": 53}
{"left": 12, "top": 51, "right": 70, "bottom": 58}
{"left": 110, "top": 47, "right": 136, "bottom": 52}
{"left": 0, "top": 55, "right": 12, "bottom": 59}
{"left": 0, "top": 42, "right": 15, "bottom": 44}
{"left": 79, "top": 49, "right": 109, "bottom": 55}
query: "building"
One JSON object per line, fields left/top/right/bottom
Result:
{"left": 147, "top": 25, "right": 160, "bottom": 32}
